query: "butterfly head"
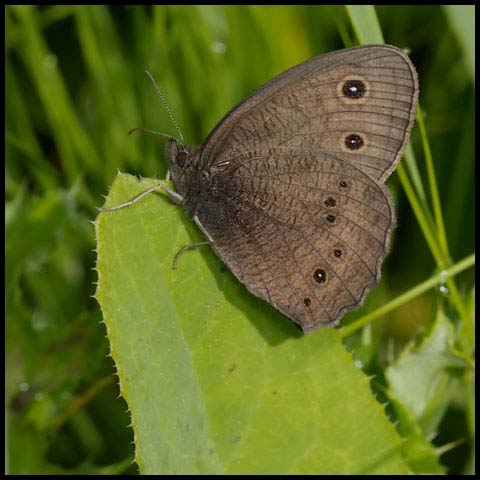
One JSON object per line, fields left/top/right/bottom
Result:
{"left": 166, "top": 138, "right": 200, "bottom": 198}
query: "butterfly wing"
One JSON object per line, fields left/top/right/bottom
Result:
{"left": 192, "top": 44, "right": 417, "bottom": 331}
{"left": 195, "top": 149, "right": 394, "bottom": 332}
{"left": 201, "top": 44, "right": 418, "bottom": 182}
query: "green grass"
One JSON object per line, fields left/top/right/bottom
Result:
{"left": 6, "top": 5, "right": 474, "bottom": 475}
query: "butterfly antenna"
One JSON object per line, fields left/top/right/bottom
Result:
{"left": 128, "top": 127, "right": 175, "bottom": 140}
{"left": 144, "top": 69, "right": 185, "bottom": 148}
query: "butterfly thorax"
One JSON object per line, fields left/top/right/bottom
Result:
{"left": 167, "top": 138, "right": 219, "bottom": 217}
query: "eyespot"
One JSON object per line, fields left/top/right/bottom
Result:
{"left": 341, "top": 133, "right": 367, "bottom": 152}
{"left": 324, "top": 197, "right": 336, "bottom": 207}
{"left": 345, "top": 134, "right": 364, "bottom": 150}
{"left": 337, "top": 75, "right": 370, "bottom": 104}
{"left": 342, "top": 79, "right": 366, "bottom": 99}
{"left": 313, "top": 268, "right": 327, "bottom": 284}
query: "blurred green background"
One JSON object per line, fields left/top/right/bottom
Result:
{"left": 5, "top": 5, "right": 474, "bottom": 474}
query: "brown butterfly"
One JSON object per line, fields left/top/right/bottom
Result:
{"left": 102, "top": 44, "right": 418, "bottom": 333}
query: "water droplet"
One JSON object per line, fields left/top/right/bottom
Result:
{"left": 42, "top": 53, "right": 58, "bottom": 70}
{"left": 19, "top": 382, "right": 29, "bottom": 392}
{"left": 437, "top": 270, "right": 449, "bottom": 296}
{"left": 438, "top": 284, "right": 449, "bottom": 295}
{"left": 211, "top": 41, "right": 226, "bottom": 54}
{"left": 31, "top": 311, "right": 49, "bottom": 331}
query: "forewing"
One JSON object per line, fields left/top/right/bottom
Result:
{"left": 201, "top": 44, "right": 418, "bottom": 182}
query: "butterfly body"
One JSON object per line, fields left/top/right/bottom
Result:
{"left": 167, "top": 44, "right": 418, "bottom": 333}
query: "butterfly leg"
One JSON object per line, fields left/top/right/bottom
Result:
{"left": 171, "top": 215, "right": 214, "bottom": 269}
{"left": 97, "top": 183, "right": 184, "bottom": 212}
{"left": 193, "top": 215, "right": 214, "bottom": 242}
{"left": 172, "top": 242, "right": 209, "bottom": 270}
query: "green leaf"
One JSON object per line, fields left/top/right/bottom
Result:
{"left": 442, "top": 5, "right": 475, "bottom": 80}
{"left": 95, "top": 173, "right": 410, "bottom": 474}
{"left": 388, "top": 397, "right": 444, "bottom": 474}
{"left": 386, "top": 309, "right": 472, "bottom": 435}
{"left": 460, "top": 285, "right": 475, "bottom": 354}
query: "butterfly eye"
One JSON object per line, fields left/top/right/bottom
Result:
{"left": 176, "top": 151, "right": 188, "bottom": 167}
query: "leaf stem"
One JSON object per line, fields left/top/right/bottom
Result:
{"left": 340, "top": 254, "right": 475, "bottom": 337}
